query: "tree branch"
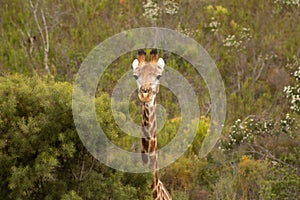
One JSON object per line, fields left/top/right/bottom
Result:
{"left": 245, "top": 143, "right": 299, "bottom": 171}
{"left": 41, "top": 9, "right": 50, "bottom": 75}
{"left": 79, "top": 154, "right": 85, "bottom": 181}
{"left": 84, "top": 157, "right": 95, "bottom": 180}
{"left": 71, "top": 169, "right": 78, "bottom": 180}
{"left": 28, "top": 0, "right": 51, "bottom": 75}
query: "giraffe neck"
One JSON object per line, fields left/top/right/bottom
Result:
{"left": 141, "top": 99, "right": 172, "bottom": 200}
{"left": 141, "top": 98, "right": 157, "bottom": 168}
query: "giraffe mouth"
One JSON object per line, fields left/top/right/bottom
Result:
{"left": 138, "top": 92, "right": 154, "bottom": 102}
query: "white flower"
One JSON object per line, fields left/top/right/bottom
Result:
{"left": 143, "top": 0, "right": 179, "bottom": 21}
{"left": 208, "top": 17, "right": 221, "bottom": 33}
{"left": 271, "top": 161, "right": 278, "bottom": 166}
{"left": 274, "top": 0, "right": 300, "bottom": 8}
{"left": 143, "top": 0, "right": 161, "bottom": 21}
{"left": 164, "top": 0, "right": 179, "bottom": 15}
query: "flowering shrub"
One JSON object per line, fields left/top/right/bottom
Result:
{"left": 143, "top": 0, "right": 160, "bottom": 21}
{"left": 205, "top": 5, "right": 228, "bottom": 33}
{"left": 223, "top": 27, "right": 252, "bottom": 51}
{"left": 207, "top": 17, "right": 221, "bottom": 33}
{"left": 284, "top": 56, "right": 300, "bottom": 113}
{"left": 221, "top": 114, "right": 297, "bottom": 151}
{"left": 176, "top": 22, "right": 200, "bottom": 36}
{"left": 143, "top": 0, "right": 179, "bottom": 21}
{"left": 163, "top": 0, "right": 179, "bottom": 15}
{"left": 274, "top": 0, "right": 300, "bottom": 8}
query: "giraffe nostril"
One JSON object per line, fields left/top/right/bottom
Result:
{"left": 141, "top": 87, "right": 151, "bottom": 93}
{"left": 140, "top": 85, "right": 154, "bottom": 96}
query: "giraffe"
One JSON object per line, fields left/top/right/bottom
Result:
{"left": 132, "top": 49, "right": 172, "bottom": 200}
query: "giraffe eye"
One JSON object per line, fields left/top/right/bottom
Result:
{"left": 156, "top": 75, "right": 162, "bottom": 80}
{"left": 133, "top": 75, "right": 138, "bottom": 80}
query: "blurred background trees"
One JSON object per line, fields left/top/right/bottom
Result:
{"left": 0, "top": 0, "right": 299, "bottom": 199}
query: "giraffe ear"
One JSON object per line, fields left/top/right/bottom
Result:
{"left": 157, "top": 58, "right": 165, "bottom": 70}
{"left": 132, "top": 59, "right": 139, "bottom": 71}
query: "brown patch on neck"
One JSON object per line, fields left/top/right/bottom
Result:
{"left": 143, "top": 116, "right": 149, "bottom": 126}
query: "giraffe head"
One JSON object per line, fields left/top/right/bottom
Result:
{"left": 132, "top": 49, "right": 165, "bottom": 104}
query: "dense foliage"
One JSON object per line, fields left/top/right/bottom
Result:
{"left": 0, "top": 0, "right": 299, "bottom": 199}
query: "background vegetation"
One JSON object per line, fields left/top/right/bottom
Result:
{"left": 0, "top": 0, "right": 299, "bottom": 199}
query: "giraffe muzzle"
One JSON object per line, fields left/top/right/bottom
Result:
{"left": 138, "top": 86, "right": 154, "bottom": 102}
